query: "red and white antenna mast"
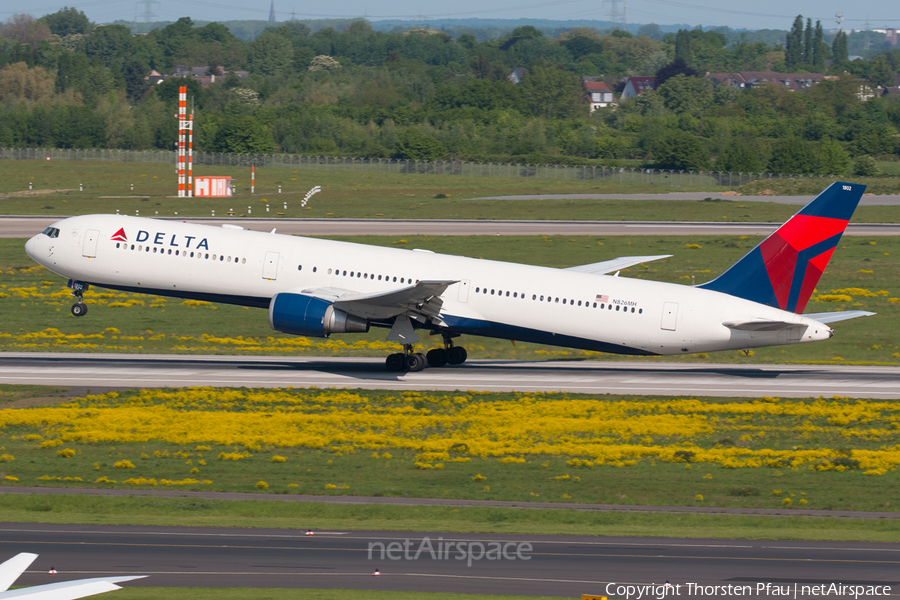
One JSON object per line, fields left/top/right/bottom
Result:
{"left": 177, "top": 86, "right": 193, "bottom": 197}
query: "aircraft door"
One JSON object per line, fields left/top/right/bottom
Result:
{"left": 82, "top": 229, "right": 99, "bottom": 258}
{"left": 262, "top": 251, "right": 279, "bottom": 280}
{"left": 661, "top": 302, "right": 678, "bottom": 331}
{"left": 457, "top": 280, "right": 470, "bottom": 303}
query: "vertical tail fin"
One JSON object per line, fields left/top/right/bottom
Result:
{"left": 699, "top": 181, "right": 865, "bottom": 313}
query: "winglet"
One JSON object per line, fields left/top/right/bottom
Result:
{"left": 699, "top": 182, "right": 865, "bottom": 313}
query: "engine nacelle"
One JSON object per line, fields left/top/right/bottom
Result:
{"left": 269, "top": 292, "right": 369, "bottom": 337}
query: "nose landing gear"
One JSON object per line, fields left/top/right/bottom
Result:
{"left": 70, "top": 282, "right": 88, "bottom": 317}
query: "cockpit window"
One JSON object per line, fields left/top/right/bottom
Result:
{"left": 42, "top": 227, "right": 60, "bottom": 238}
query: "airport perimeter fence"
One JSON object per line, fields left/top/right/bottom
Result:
{"left": 0, "top": 147, "right": 828, "bottom": 187}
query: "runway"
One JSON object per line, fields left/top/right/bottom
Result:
{"left": 3, "top": 523, "right": 899, "bottom": 597}
{"left": 2, "top": 217, "right": 899, "bottom": 238}
{"left": 1, "top": 353, "right": 898, "bottom": 398}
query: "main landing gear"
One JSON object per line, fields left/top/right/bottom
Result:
{"left": 70, "top": 285, "right": 87, "bottom": 317}
{"left": 385, "top": 335, "right": 468, "bottom": 372}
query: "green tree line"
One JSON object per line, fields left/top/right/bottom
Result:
{"left": 0, "top": 10, "right": 899, "bottom": 175}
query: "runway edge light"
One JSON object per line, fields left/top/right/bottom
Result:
{"left": 581, "top": 596, "right": 606, "bottom": 600}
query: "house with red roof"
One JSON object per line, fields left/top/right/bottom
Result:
{"left": 584, "top": 80, "right": 616, "bottom": 111}
{"left": 621, "top": 76, "right": 657, "bottom": 99}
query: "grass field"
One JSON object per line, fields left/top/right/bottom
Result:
{"left": 1, "top": 160, "right": 898, "bottom": 222}
{"left": 1, "top": 386, "right": 898, "bottom": 515}
{"left": 0, "top": 493, "right": 897, "bottom": 542}
{"left": 2, "top": 233, "right": 898, "bottom": 364}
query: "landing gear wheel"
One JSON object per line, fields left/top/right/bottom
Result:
{"left": 71, "top": 303, "right": 88, "bottom": 317}
{"left": 406, "top": 353, "right": 427, "bottom": 372}
{"left": 426, "top": 348, "right": 447, "bottom": 368}
{"left": 446, "top": 346, "right": 467, "bottom": 365}
{"left": 386, "top": 353, "right": 406, "bottom": 372}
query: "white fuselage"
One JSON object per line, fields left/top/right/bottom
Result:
{"left": 24, "top": 215, "right": 833, "bottom": 355}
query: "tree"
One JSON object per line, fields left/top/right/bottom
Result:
{"left": 248, "top": 31, "right": 294, "bottom": 76}
{"left": 785, "top": 15, "right": 804, "bottom": 69}
{"left": 767, "top": 137, "right": 818, "bottom": 174}
{"left": 500, "top": 25, "right": 543, "bottom": 50}
{"left": 868, "top": 55, "right": 895, "bottom": 88}
{"left": 345, "top": 20, "right": 374, "bottom": 36}
{"left": 210, "top": 115, "right": 275, "bottom": 153}
{"left": 393, "top": 127, "right": 446, "bottom": 160}
{"left": 717, "top": 137, "right": 764, "bottom": 172}
{"left": 803, "top": 18, "right": 813, "bottom": 66}
{"left": 518, "top": 62, "right": 585, "bottom": 119}
{"left": 812, "top": 21, "right": 826, "bottom": 70}
{"left": 285, "top": 21, "right": 311, "bottom": 37}
{"left": 655, "top": 58, "right": 699, "bottom": 86}
{"left": 39, "top": 7, "right": 91, "bottom": 36}
{"left": 83, "top": 25, "right": 134, "bottom": 70}
{"left": 637, "top": 23, "right": 663, "bottom": 40}
{"left": 656, "top": 74, "right": 712, "bottom": 116}
{"left": 122, "top": 59, "right": 148, "bottom": 101}
{"left": 832, "top": 30, "right": 848, "bottom": 63}
{"left": 653, "top": 130, "right": 710, "bottom": 170}
{"left": 0, "top": 14, "right": 51, "bottom": 46}
{"left": 674, "top": 29, "right": 692, "bottom": 65}
{"left": 0, "top": 62, "right": 54, "bottom": 103}
{"left": 815, "top": 139, "right": 851, "bottom": 175}
{"left": 853, "top": 155, "right": 880, "bottom": 176}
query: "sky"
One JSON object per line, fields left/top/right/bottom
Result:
{"left": 3, "top": 0, "right": 899, "bottom": 32}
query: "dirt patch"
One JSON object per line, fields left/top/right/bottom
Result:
{"left": 1, "top": 396, "right": 74, "bottom": 409}
{"left": 3, "top": 189, "right": 77, "bottom": 197}
{"left": 720, "top": 190, "right": 742, "bottom": 196}
{"left": 756, "top": 189, "right": 775, "bottom": 196}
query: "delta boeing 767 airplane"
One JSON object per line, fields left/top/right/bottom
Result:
{"left": 25, "top": 182, "right": 873, "bottom": 372}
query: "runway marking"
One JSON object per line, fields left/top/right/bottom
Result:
{"left": 13, "top": 528, "right": 900, "bottom": 552}
{"left": 7, "top": 539, "right": 900, "bottom": 564}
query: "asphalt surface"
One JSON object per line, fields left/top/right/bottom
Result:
{"left": 2, "top": 217, "right": 900, "bottom": 238}
{"left": 3, "top": 523, "right": 900, "bottom": 597}
{"left": 1, "top": 353, "right": 898, "bottom": 399}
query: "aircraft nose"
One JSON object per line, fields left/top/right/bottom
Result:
{"left": 24, "top": 235, "right": 37, "bottom": 260}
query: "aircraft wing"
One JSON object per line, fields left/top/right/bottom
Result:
{"left": 803, "top": 310, "right": 876, "bottom": 324}
{"left": 301, "top": 280, "right": 457, "bottom": 321}
{"left": 0, "top": 554, "right": 38, "bottom": 592}
{"left": 565, "top": 255, "right": 672, "bottom": 275}
{"left": 0, "top": 576, "right": 146, "bottom": 600}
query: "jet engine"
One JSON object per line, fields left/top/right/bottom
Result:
{"left": 269, "top": 292, "right": 369, "bottom": 337}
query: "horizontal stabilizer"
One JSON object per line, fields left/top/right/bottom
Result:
{"left": 0, "top": 576, "right": 146, "bottom": 600}
{"left": 723, "top": 320, "right": 804, "bottom": 332}
{"left": 565, "top": 255, "right": 672, "bottom": 275}
{"left": 804, "top": 310, "right": 876, "bottom": 324}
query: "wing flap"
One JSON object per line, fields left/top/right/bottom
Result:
{"left": 565, "top": 255, "right": 672, "bottom": 275}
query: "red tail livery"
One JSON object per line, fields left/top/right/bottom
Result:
{"left": 699, "top": 182, "right": 865, "bottom": 313}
